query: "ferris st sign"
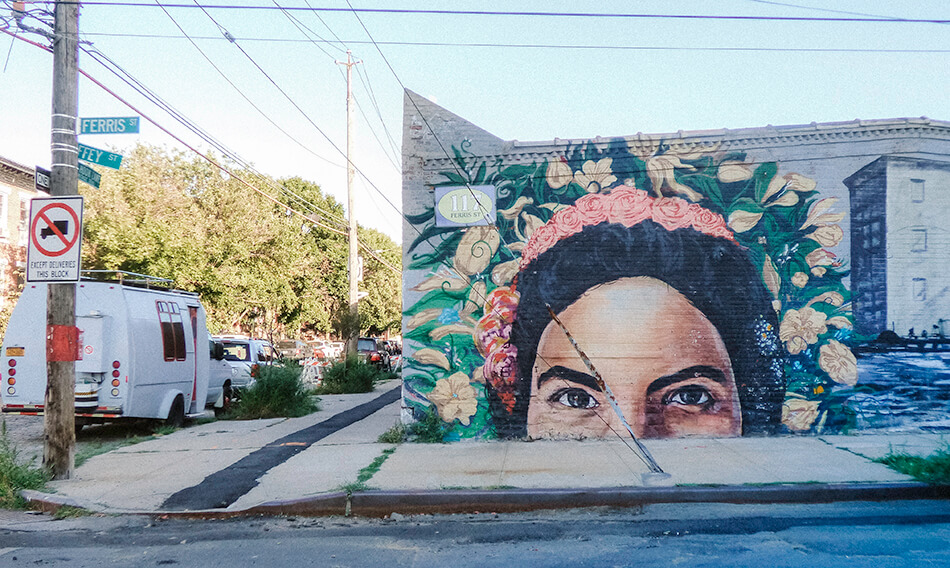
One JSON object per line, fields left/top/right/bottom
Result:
{"left": 79, "top": 116, "right": 140, "bottom": 135}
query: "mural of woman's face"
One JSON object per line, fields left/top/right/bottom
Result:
{"left": 526, "top": 277, "right": 742, "bottom": 439}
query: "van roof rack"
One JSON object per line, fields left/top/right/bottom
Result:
{"left": 81, "top": 270, "right": 177, "bottom": 290}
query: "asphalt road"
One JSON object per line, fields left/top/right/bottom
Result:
{"left": 2, "top": 500, "right": 949, "bottom": 567}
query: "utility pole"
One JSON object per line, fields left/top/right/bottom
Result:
{"left": 45, "top": 0, "right": 79, "bottom": 479}
{"left": 337, "top": 51, "right": 360, "bottom": 356}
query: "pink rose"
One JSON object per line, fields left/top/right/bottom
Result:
{"left": 551, "top": 207, "right": 585, "bottom": 239}
{"left": 484, "top": 343, "right": 517, "bottom": 389}
{"left": 652, "top": 197, "right": 693, "bottom": 231}
{"left": 574, "top": 193, "right": 609, "bottom": 225}
{"left": 689, "top": 204, "right": 731, "bottom": 237}
{"left": 607, "top": 188, "right": 652, "bottom": 227}
{"left": 522, "top": 223, "right": 559, "bottom": 266}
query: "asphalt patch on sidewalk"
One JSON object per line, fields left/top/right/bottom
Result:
{"left": 161, "top": 385, "right": 402, "bottom": 511}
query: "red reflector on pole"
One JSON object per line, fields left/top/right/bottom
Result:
{"left": 47, "top": 325, "right": 83, "bottom": 362}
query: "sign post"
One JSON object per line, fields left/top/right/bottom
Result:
{"left": 27, "top": 197, "right": 83, "bottom": 282}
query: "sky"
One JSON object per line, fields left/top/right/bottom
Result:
{"left": 1, "top": 1, "right": 948, "bottom": 244}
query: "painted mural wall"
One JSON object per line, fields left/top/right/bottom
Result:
{"left": 401, "top": 92, "right": 950, "bottom": 441}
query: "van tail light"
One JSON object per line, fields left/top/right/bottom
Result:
{"left": 371, "top": 353, "right": 381, "bottom": 362}
{"left": 251, "top": 364, "right": 260, "bottom": 378}
{"left": 112, "top": 360, "right": 120, "bottom": 369}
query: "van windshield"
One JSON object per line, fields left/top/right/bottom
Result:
{"left": 222, "top": 342, "right": 250, "bottom": 361}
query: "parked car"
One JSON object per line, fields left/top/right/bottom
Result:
{"left": 213, "top": 336, "right": 277, "bottom": 387}
{"left": 276, "top": 339, "right": 309, "bottom": 360}
{"left": 357, "top": 337, "right": 391, "bottom": 372}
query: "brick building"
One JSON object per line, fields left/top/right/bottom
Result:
{"left": 0, "top": 156, "right": 48, "bottom": 316}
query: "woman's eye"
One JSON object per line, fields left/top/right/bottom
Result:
{"left": 664, "top": 385, "right": 713, "bottom": 407}
{"left": 552, "top": 388, "right": 599, "bottom": 409}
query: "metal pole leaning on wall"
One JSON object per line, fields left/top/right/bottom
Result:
{"left": 45, "top": 0, "right": 79, "bottom": 479}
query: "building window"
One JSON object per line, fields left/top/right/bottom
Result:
{"left": 18, "top": 200, "right": 29, "bottom": 246}
{"left": 870, "top": 220, "right": 882, "bottom": 247}
{"left": 913, "top": 278, "right": 927, "bottom": 302}
{"left": 0, "top": 189, "right": 8, "bottom": 239}
{"left": 910, "top": 178, "right": 925, "bottom": 203}
{"left": 911, "top": 228, "right": 927, "bottom": 252}
{"left": 156, "top": 301, "right": 187, "bottom": 361}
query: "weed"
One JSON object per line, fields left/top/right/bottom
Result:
{"left": 228, "top": 364, "right": 320, "bottom": 420}
{"left": 151, "top": 425, "right": 179, "bottom": 436}
{"left": 876, "top": 448, "right": 950, "bottom": 484}
{"left": 314, "top": 356, "right": 379, "bottom": 395}
{"left": 340, "top": 447, "right": 396, "bottom": 494}
{"left": 75, "top": 435, "right": 151, "bottom": 468}
{"left": 409, "top": 406, "right": 446, "bottom": 443}
{"left": 53, "top": 505, "right": 91, "bottom": 519}
{"left": 0, "top": 422, "right": 49, "bottom": 509}
{"left": 377, "top": 423, "right": 407, "bottom": 444}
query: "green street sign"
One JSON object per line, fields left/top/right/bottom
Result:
{"left": 78, "top": 143, "right": 122, "bottom": 170}
{"left": 80, "top": 116, "right": 140, "bottom": 134}
{"left": 78, "top": 163, "right": 101, "bottom": 189}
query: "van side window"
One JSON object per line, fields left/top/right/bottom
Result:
{"left": 156, "top": 301, "right": 187, "bottom": 361}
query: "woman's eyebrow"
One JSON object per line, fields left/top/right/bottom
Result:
{"left": 537, "top": 365, "right": 601, "bottom": 391}
{"left": 646, "top": 365, "right": 728, "bottom": 395}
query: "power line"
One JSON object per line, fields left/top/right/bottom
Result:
{"left": 153, "top": 0, "right": 345, "bottom": 171}
{"left": 66, "top": 33, "right": 950, "bottom": 54}
{"left": 50, "top": 3, "right": 950, "bottom": 24}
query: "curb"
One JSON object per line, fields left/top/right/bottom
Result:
{"left": 22, "top": 482, "right": 950, "bottom": 519}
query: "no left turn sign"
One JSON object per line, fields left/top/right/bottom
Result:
{"left": 27, "top": 196, "right": 83, "bottom": 282}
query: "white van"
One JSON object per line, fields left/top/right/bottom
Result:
{"left": 1, "top": 274, "right": 218, "bottom": 428}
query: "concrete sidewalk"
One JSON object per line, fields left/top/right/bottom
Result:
{"left": 21, "top": 383, "right": 950, "bottom": 517}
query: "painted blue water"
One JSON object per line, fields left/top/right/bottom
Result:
{"left": 845, "top": 352, "right": 950, "bottom": 431}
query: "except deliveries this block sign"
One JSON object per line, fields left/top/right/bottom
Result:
{"left": 80, "top": 116, "right": 139, "bottom": 135}
{"left": 27, "top": 197, "right": 83, "bottom": 282}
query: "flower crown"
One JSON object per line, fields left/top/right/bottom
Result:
{"left": 519, "top": 187, "right": 736, "bottom": 270}
{"left": 477, "top": 186, "right": 738, "bottom": 414}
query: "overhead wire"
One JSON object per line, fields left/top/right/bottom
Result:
{"left": 188, "top": 0, "right": 405, "bottom": 232}
{"left": 58, "top": 32, "right": 950, "bottom": 53}
{"left": 81, "top": 43, "right": 351, "bottom": 232}
{"left": 153, "top": 0, "right": 345, "bottom": 172}
{"left": 269, "top": 1, "right": 400, "bottom": 169}
{"left": 48, "top": 3, "right": 950, "bottom": 24}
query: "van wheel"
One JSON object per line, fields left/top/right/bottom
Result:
{"left": 214, "top": 383, "right": 232, "bottom": 418}
{"left": 165, "top": 395, "right": 185, "bottom": 428}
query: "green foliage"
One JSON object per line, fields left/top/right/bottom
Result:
{"left": 314, "top": 356, "right": 378, "bottom": 395}
{"left": 75, "top": 434, "right": 152, "bottom": 468}
{"left": 876, "top": 448, "right": 950, "bottom": 484}
{"left": 409, "top": 406, "right": 447, "bottom": 443}
{"left": 229, "top": 364, "right": 319, "bottom": 419}
{"left": 80, "top": 144, "right": 401, "bottom": 339}
{"left": 340, "top": 447, "right": 397, "bottom": 494}
{"left": 0, "top": 422, "right": 49, "bottom": 509}
{"left": 377, "top": 423, "right": 407, "bottom": 444}
{"left": 53, "top": 505, "right": 92, "bottom": 519}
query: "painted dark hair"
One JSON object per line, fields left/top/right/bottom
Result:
{"left": 488, "top": 220, "right": 785, "bottom": 438}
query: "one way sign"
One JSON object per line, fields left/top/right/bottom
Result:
{"left": 27, "top": 196, "right": 84, "bottom": 282}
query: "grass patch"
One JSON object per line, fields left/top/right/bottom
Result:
{"left": 53, "top": 505, "right": 92, "bottom": 519}
{"left": 409, "top": 406, "right": 447, "bottom": 443}
{"left": 876, "top": 448, "right": 950, "bottom": 484}
{"left": 340, "top": 447, "right": 397, "bottom": 494}
{"left": 0, "top": 422, "right": 49, "bottom": 509}
{"left": 75, "top": 434, "right": 152, "bottom": 468}
{"left": 377, "top": 423, "right": 407, "bottom": 444}
{"left": 228, "top": 363, "right": 320, "bottom": 420}
{"left": 314, "top": 356, "right": 380, "bottom": 395}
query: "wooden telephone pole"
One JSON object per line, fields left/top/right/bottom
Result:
{"left": 45, "top": 0, "right": 80, "bottom": 479}
{"left": 337, "top": 51, "right": 360, "bottom": 356}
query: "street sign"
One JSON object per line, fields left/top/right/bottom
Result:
{"left": 26, "top": 196, "right": 83, "bottom": 282}
{"left": 34, "top": 166, "right": 50, "bottom": 192}
{"left": 80, "top": 116, "right": 140, "bottom": 134}
{"left": 78, "top": 163, "right": 101, "bottom": 189}
{"left": 78, "top": 143, "right": 122, "bottom": 170}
